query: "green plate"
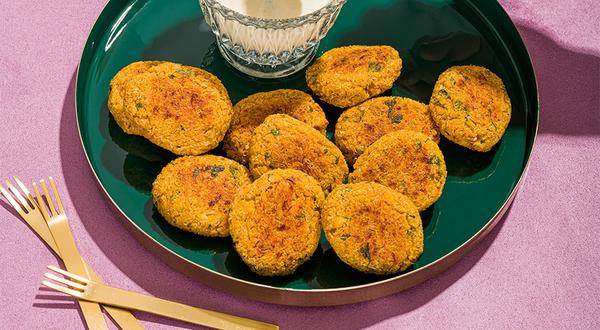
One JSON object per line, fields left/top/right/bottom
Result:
{"left": 76, "top": 0, "right": 538, "bottom": 305}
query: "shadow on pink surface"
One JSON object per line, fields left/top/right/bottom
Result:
{"left": 0, "top": 198, "right": 21, "bottom": 220}
{"left": 33, "top": 292, "right": 77, "bottom": 311}
{"left": 514, "top": 25, "right": 599, "bottom": 135}
{"left": 55, "top": 23, "right": 595, "bottom": 329}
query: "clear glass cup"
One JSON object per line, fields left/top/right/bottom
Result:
{"left": 199, "top": 0, "right": 347, "bottom": 78}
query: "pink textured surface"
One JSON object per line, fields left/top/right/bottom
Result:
{"left": 1, "top": 0, "right": 599, "bottom": 329}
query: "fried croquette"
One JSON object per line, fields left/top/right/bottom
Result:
{"left": 120, "top": 64, "right": 233, "bottom": 155}
{"left": 108, "top": 61, "right": 164, "bottom": 135}
{"left": 429, "top": 65, "right": 511, "bottom": 152}
{"left": 322, "top": 182, "right": 423, "bottom": 274}
{"left": 152, "top": 155, "right": 251, "bottom": 237}
{"left": 350, "top": 130, "right": 446, "bottom": 211}
{"left": 335, "top": 96, "right": 440, "bottom": 164}
{"left": 249, "top": 114, "right": 349, "bottom": 192}
{"left": 306, "top": 45, "right": 402, "bottom": 108}
{"left": 229, "top": 169, "right": 325, "bottom": 276}
{"left": 223, "top": 89, "right": 328, "bottom": 165}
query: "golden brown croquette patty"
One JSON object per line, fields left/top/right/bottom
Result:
{"left": 322, "top": 182, "right": 424, "bottom": 274}
{"left": 120, "top": 63, "right": 233, "bottom": 155}
{"left": 249, "top": 114, "right": 349, "bottom": 192}
{"left": 152, "top": 155, "right": 251, "bottom": 237}
{"left": 335, "top": 96, "right": 440, "bottom": 164}
{"left": 306, "top": 45, "right": 402, "bottom": 108}
{"left": 350, "top": 130, "right": 446, "bottom": 211}
{"left": 108, "top": 61, "right": 164, "bottom": 135}
{"left": 181, "top": 64, "right": 231, "bottom": 106}
{"left": 429, "top": 65, "right": 511, "bottom": 152}
{"left": 223, "top": 89, "right": 328, "bottom": 165}
{"left": 229, "top": 169, "right": 325, "bottom": 276}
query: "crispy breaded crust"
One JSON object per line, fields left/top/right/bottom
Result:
{"left": 322, "top": 182, "right": 423, "bottom": 274}
{"left": 429, "top": 65, "right": 511, "bottom": 152}
{"left": 306, "top": 45, "right": 402, "bottom": 108}
{"left": 223, "top": 89, "right": 328, "bottom": 165}
{"left": 335, "top": 96, "right": 440, "bottom": 164}
{"left": 249, "top": 114, "right": 348, "bottom": 192}
{"left": 108, "top": 61, "right": 164, "bottom": 135}
{"left": 121, "top": 63, "right": 233, "bottom": 155}
{"left": 152, "top": 155, "right": 251, "bottom": 237}
{"left": 108, "top": 61, "right": 233, "bottom": 155}
{"left": 350, "top": 130, "right": 446, "bottom": 211}
{"left": 229, "top": 169, "right": 324, "bottom": 276}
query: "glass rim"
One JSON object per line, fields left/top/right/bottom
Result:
{"left": 201, "top": 0, "right": 347, "bottom": 28}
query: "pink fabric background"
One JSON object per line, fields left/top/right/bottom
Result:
{"left": 1, "top": 0, "right": 599, "bottom": 328}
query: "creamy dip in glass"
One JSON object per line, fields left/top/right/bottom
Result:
{"left": 200, "top": 0, "right": 347, "bottom": 78}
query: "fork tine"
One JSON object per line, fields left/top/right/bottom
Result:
{"left": 47, "top": 265, "right": 90, "bottom": 284}
{"left": 33, "top": 183, "right": 51, "bottom": 222}
{"left": 0, "top": 183, "right": 26, "bottom": 216}
{"left": 42, "top": 280, "right": 83, "bottom": 298}
{"left": 40, "top": 179, "right": 57, "bottom": 217}
{"left": 14, "top": 176, "right": 37, "bottom": 207}
{"left": 48, "top": 177, "right": 64, "bottom": 215}
{"left": 5, "top": 180, "right": 31, "bottom": 212}
{"left": 44, "top": 272, "right": 87, "bottom": 290}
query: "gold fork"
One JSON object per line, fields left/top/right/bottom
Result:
{"left": 0, "top": 177, "right": 143, "bottom": 329}
{"left": 43, "top": 265, "right": 279, "bottom": 330}
{"left": 33, "top": 177, "right": 109, "bottom": 330}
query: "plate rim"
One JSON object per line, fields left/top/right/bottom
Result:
{"left": 74, "top": 0, "right": 539, "bottom": 306}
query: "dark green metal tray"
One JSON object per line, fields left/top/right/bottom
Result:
{"left": 76, "top": 0, "right": 538, "bottom": 306}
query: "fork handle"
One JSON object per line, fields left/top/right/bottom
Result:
{"left": 34, "top": 236, "right": 143, "bottom": 329}
{"left": 81, "top": 261, "right": 145, "bottom": 330}
{"left": 85, "top": 285, "right": 277, "bottom": 330}
{"left": 22, "top": 224, "right": 144, "bottom": 329}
